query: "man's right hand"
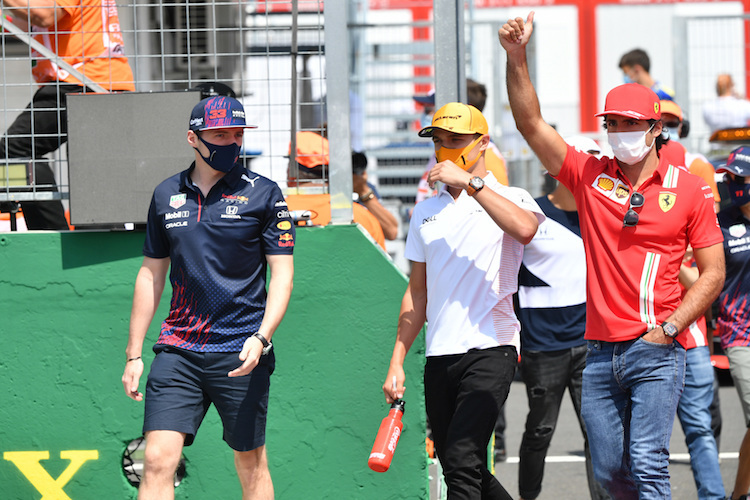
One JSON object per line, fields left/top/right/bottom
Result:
{"left": 498, "top": 12, "right": 535, "bottom": 53}
{"left": 383, "top": 366, "right": 406, "bottom": 404}
{"left": 122, "top": 358, "right": 144, "bottom": 401}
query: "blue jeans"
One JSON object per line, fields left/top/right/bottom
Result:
{"left": 518, "top": 345, "right": 607, "bottom": 500}
{"left": 582, "top": 338, "right": 686, "bottom": 499}
{"left": 677, "top": 346, "right": 725, "bottom": 500}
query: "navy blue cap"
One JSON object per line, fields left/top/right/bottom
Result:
{"left": 189, "top": 96, "right": 257, "bottom": 132}
{"left": 413, "top": 90, "right": 435, "bottom": 106}
{"left": 717, "top": 146, "right": 750, "bottom": 176}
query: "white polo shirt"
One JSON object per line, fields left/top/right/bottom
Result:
{"left": 405, "top": 173, "right": 544, "bottom": 357}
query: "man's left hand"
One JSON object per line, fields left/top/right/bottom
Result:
{"left": 228, "top": 335, "right": 264, "bottom": 377}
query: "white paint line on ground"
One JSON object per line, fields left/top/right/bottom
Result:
{"left": 501, "top": 452, "right": 739, "bottom": 465}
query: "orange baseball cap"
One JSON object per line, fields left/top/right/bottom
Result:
{"left": 291, "top": 131, "right": 329, "bottom": 169}
{"left": 595, "top": 83, "right": 661, "bottom": 121}
{"left": 659, "top": 100, "right": 683, "bottom": 121}
{"left": 418, "top": 102, "right": 488, "bottom": 137}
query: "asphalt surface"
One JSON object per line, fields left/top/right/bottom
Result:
{"left": 488, "top": 378, "right": 745, "bottom": 499}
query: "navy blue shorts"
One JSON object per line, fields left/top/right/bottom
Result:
{"left": 143, "top": 345, "right": 275, "bottom": 451}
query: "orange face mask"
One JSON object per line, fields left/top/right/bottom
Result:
{"left": 435, "top": 136, "right": 484, "bottom": 171}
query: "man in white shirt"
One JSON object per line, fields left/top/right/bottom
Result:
{"left": 703, "top": 74, "right": 750, "bottom": 133}
{"left": 382, "top": 102, "right": 543, "bottom": 499}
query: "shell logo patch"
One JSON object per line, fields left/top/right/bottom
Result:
{"left": 597, "top": 177, "right": 615, "bottom": 192}
{"left": 592, "top": 173, "right": 629, "bottom": 205}
{"left": 659, "top": 192, "right": 676, "bottom": 213}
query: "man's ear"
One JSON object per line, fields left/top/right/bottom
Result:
{"left": 652, "top": 120, "right": 663, "bottom": 136}
{"left": 187, "top": 130, "right": 199, "bottom": 147}
{"left": 479, "top": 134, "right": 491, "bottom": 151}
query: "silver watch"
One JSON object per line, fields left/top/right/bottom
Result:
{"left": 253, "top": 333, "right": 273, "bottom": 355}
{"left": 467, "top": 176, "right": 485, "bottom": 196}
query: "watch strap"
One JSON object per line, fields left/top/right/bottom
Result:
{"left": 253, "top": 332, "right": 272, "bottom": 354}
{"left": 253, "top": 332, "right": 269, "bottom": 347}
{"left": 466, "top": 176, "right": 484, "bottom": 196}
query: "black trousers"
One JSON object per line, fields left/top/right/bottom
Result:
{"left": 0, "top": 83, "right": 91, "bottom": 230}
{"left": 425, "top": 345, "right": 517, "bottom": 500}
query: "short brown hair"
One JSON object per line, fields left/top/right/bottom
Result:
{"left": 466, "top": 78, "right": 487, "bottom": 112}
{"left": 619, "top": 49, "right": 650, "bottom": 73}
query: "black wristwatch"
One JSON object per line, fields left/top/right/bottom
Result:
{"left": 253, "top": 332, "right": 273, "bottom": 355}
{"left": 661, "top": 321, "right": 679, "bottom": 338}
{"left": 466, "top": 176, "right": 485, "bottom": 196}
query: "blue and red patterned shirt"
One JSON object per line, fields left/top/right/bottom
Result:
{"left": 717, "top": 205, "right": 750, "bottom": 349}
{"left": 143, "top": 162, "right": 294, "bottom": 352}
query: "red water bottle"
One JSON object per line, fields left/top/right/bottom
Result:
{"left": 368, "top": 399, "right": 406, "bottom": 472}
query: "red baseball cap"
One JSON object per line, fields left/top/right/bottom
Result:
{"left": 595, "top": 83, "right": 661, "bottom": 121}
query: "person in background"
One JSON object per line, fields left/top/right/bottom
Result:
{"left": 515, "top": 136, "right": 608, "bottom": 500}
{"left": 383, "top": 102, "right": 543, "bottom": 499}
{"left": 714, "top": 146, "right": 750, "bottom": 500}
{"left": 619, "top": 48, "right": 675, "bottom": 101}
{"left": 674, "top": 245, "right": 726, "bottom": 500}
{"left": 659, "top": 100, "right": 721, "bottom": 211}
{"left": 0, "top": 0, "right": 135, "bottom": 229}
{"left": 500, "top": 13, "right": 725, "bottom": 497}
{"left": 703, "top": 74, "right": 750, "bottom": 133}
{"left": 657, "top": 101, "right": 725, "bottom": 500}
{"left": 413, "top": 90, "right": 436, "bottom": 130}
{"left": 122, "top": 95, "right": 294, "bottom": 499}
{"left": 285, "top": 131, "right": 393, "bottom": 249}
{"left": 351, "top": 151, "right": 399, "bottom": 240}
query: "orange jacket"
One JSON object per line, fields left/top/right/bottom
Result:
{"left": 285, "top": 194, "right": 386, "bottom": 249}
{"left": 31, "top": 0, "right": 134, "bottom": 91}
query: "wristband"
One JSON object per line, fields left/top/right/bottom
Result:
{"left": 127, "top": 356, "right": 141, "bottom": 362}
{"left": 253, "top": 333, "right": 273, "bottom": 355}
{"left": 360, "top": 190, "right": 375, "bottom": 202}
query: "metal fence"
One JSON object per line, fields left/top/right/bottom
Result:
{"left": 673, "top": 13, "right": 750, "bottom": 158}
{"left": 1, "top": 2, "right": 748, "bottom": 232}
{"left": 0, "top": 0, "right": 333, "bottom": 220}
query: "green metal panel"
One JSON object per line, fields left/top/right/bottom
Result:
{"left": 0, "top": 225, "right": 426, "bottom": 499}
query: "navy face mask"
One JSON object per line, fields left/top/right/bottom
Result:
{"left": 195, "top": 134, "right": 241, "bottom": 173}
{"left": 727, "top": 176, "right": 750, "bottom": 207}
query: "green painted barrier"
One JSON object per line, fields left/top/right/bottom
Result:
{"left": 0, "top": 225, "right": 426, "bottom": 499}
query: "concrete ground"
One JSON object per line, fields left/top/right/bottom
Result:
{"left": 494, "top": 378, "right": 744, "bottom": 499}
{"left": 430, "top": 377, "right": 744, "bottom": 499}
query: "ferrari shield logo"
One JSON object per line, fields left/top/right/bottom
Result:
{"left": 658, "top": 192, "right": 676, "bottom": 213}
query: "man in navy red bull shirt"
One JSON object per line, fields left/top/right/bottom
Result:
{"left": 121, "top": 95, "right": 294, "bottom": 499}
{"left": 716, "top": 146, "right": 750, "bottom": 500}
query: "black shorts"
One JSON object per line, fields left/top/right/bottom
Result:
{"left": 143, "top": 345, "right": 274, "bottom": 451}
